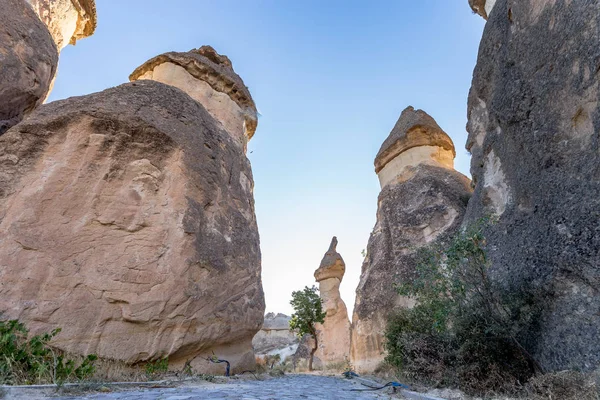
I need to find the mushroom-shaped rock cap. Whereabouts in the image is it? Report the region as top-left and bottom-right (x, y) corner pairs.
(71, 0), (97, 41)
(314, 237), (346, 282)
(129, 45), (258, 140)
(374, 106), (456, 173)
(468, 0), (496, 20)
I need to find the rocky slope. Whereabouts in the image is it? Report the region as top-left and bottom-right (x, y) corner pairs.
(252, 313), (298, 360)
(0, 48), (265, 374)
(465, 0), (600, 372)
(351, 107), (472, 373)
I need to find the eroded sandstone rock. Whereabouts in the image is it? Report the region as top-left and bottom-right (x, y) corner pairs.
(375, 107), (456, 189)
(130, 46), (258, 151)
(0, 0), (58, 134)
(0, 78), (265, 373)
(25, 0), (96, 50)
(468, 0), (497, 19)
(351, 108), (471, 373)
(464, 0), (600, 372)
(313, 237), (351, 365)
(252, 313), (299, 360)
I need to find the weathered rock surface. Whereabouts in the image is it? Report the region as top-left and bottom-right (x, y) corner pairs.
(0, 0), (58, 134)
(314, 237), (351, 365)
(252, 313), (298, 360)
(468, 0), (497, 19)
(375, 107), (456, 189)
(0, 78), (265, 373)
(25, 0), (96, 50)
(130, 46), (258, 150)
(351, 107), (472, 373)
(464, 0), (600, 372)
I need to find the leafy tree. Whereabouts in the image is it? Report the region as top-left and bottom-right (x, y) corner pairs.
(289, 286), (326, 371)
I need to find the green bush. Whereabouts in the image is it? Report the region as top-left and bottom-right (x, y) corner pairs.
(384, 218), (542, 395)
(0, 320), (97, 385)
(144, 357), (168, 379)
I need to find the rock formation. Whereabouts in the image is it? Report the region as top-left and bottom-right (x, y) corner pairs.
(130, 46), (257, 152)
(468, 0), (496, 19)
(0, 0), (58, 134)
(313, 237), (351, 365)
(0, 47), (265, 374)
(252, 313), (299, 360)
(0, 0), (96, 135)
(351, 107), (472, 373)
(25, 0), (97, 50)
(465, 0), (600, 372)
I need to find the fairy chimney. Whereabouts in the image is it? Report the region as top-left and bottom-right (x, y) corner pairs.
(130, 46), (258, 151)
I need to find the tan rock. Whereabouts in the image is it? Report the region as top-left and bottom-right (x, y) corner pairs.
(25, 0), (96, 50)
(468, 0), (496, 20)
(351, 108), (471, 373)
(0, 0), (58, 134)
(374, 106), (456, 188)
(0, 74), (265, 374)
(130, 46), (258, 151)
(314, 237), (351, 365)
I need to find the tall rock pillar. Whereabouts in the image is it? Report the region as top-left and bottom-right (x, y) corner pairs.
(0, 46), (265, 374)
(465, 0), (600, 372)
(313, 237), (351, 365)
(350, 107), (472, 373)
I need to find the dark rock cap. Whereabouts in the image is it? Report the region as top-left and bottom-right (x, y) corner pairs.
(129, 45), (258, 139)
(314, 237), (346, 282)
(374, 106), (456, 173)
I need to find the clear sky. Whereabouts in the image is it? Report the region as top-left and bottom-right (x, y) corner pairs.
(49, 1), (485, 316)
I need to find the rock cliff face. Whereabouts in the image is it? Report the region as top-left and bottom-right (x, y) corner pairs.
(0, 48), (265, 374)
(313, 237), (351, 365)
(252, 313), (298, 360)
(465, 0), (600, 372)
(0, 0), (58, 134)
(351, 107), (472, 373)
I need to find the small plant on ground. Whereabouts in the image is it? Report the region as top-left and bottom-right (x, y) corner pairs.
(384, 217), (544, 395)
(0, 319), (97, 385)
(144, 357), (168, 379)
(289, 286), (326, 371)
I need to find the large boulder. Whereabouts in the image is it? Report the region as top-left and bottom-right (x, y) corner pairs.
(0, 78), (265, 373)
(313, 237), (351, 365)
(0, 0), (58, 134)
(464, 0), (600, 372)
(350, 107), (472, 373)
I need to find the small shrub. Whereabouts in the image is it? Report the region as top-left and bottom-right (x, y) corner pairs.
(144, 357), (168, 379)
(384, 218), (542, 395)
(0, 319), (97, 385)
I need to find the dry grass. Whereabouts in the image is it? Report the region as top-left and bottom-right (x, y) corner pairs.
(524, 370), (599, 400)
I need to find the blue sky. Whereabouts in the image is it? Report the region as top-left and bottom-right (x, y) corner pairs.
(50, 1), (485, 315)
